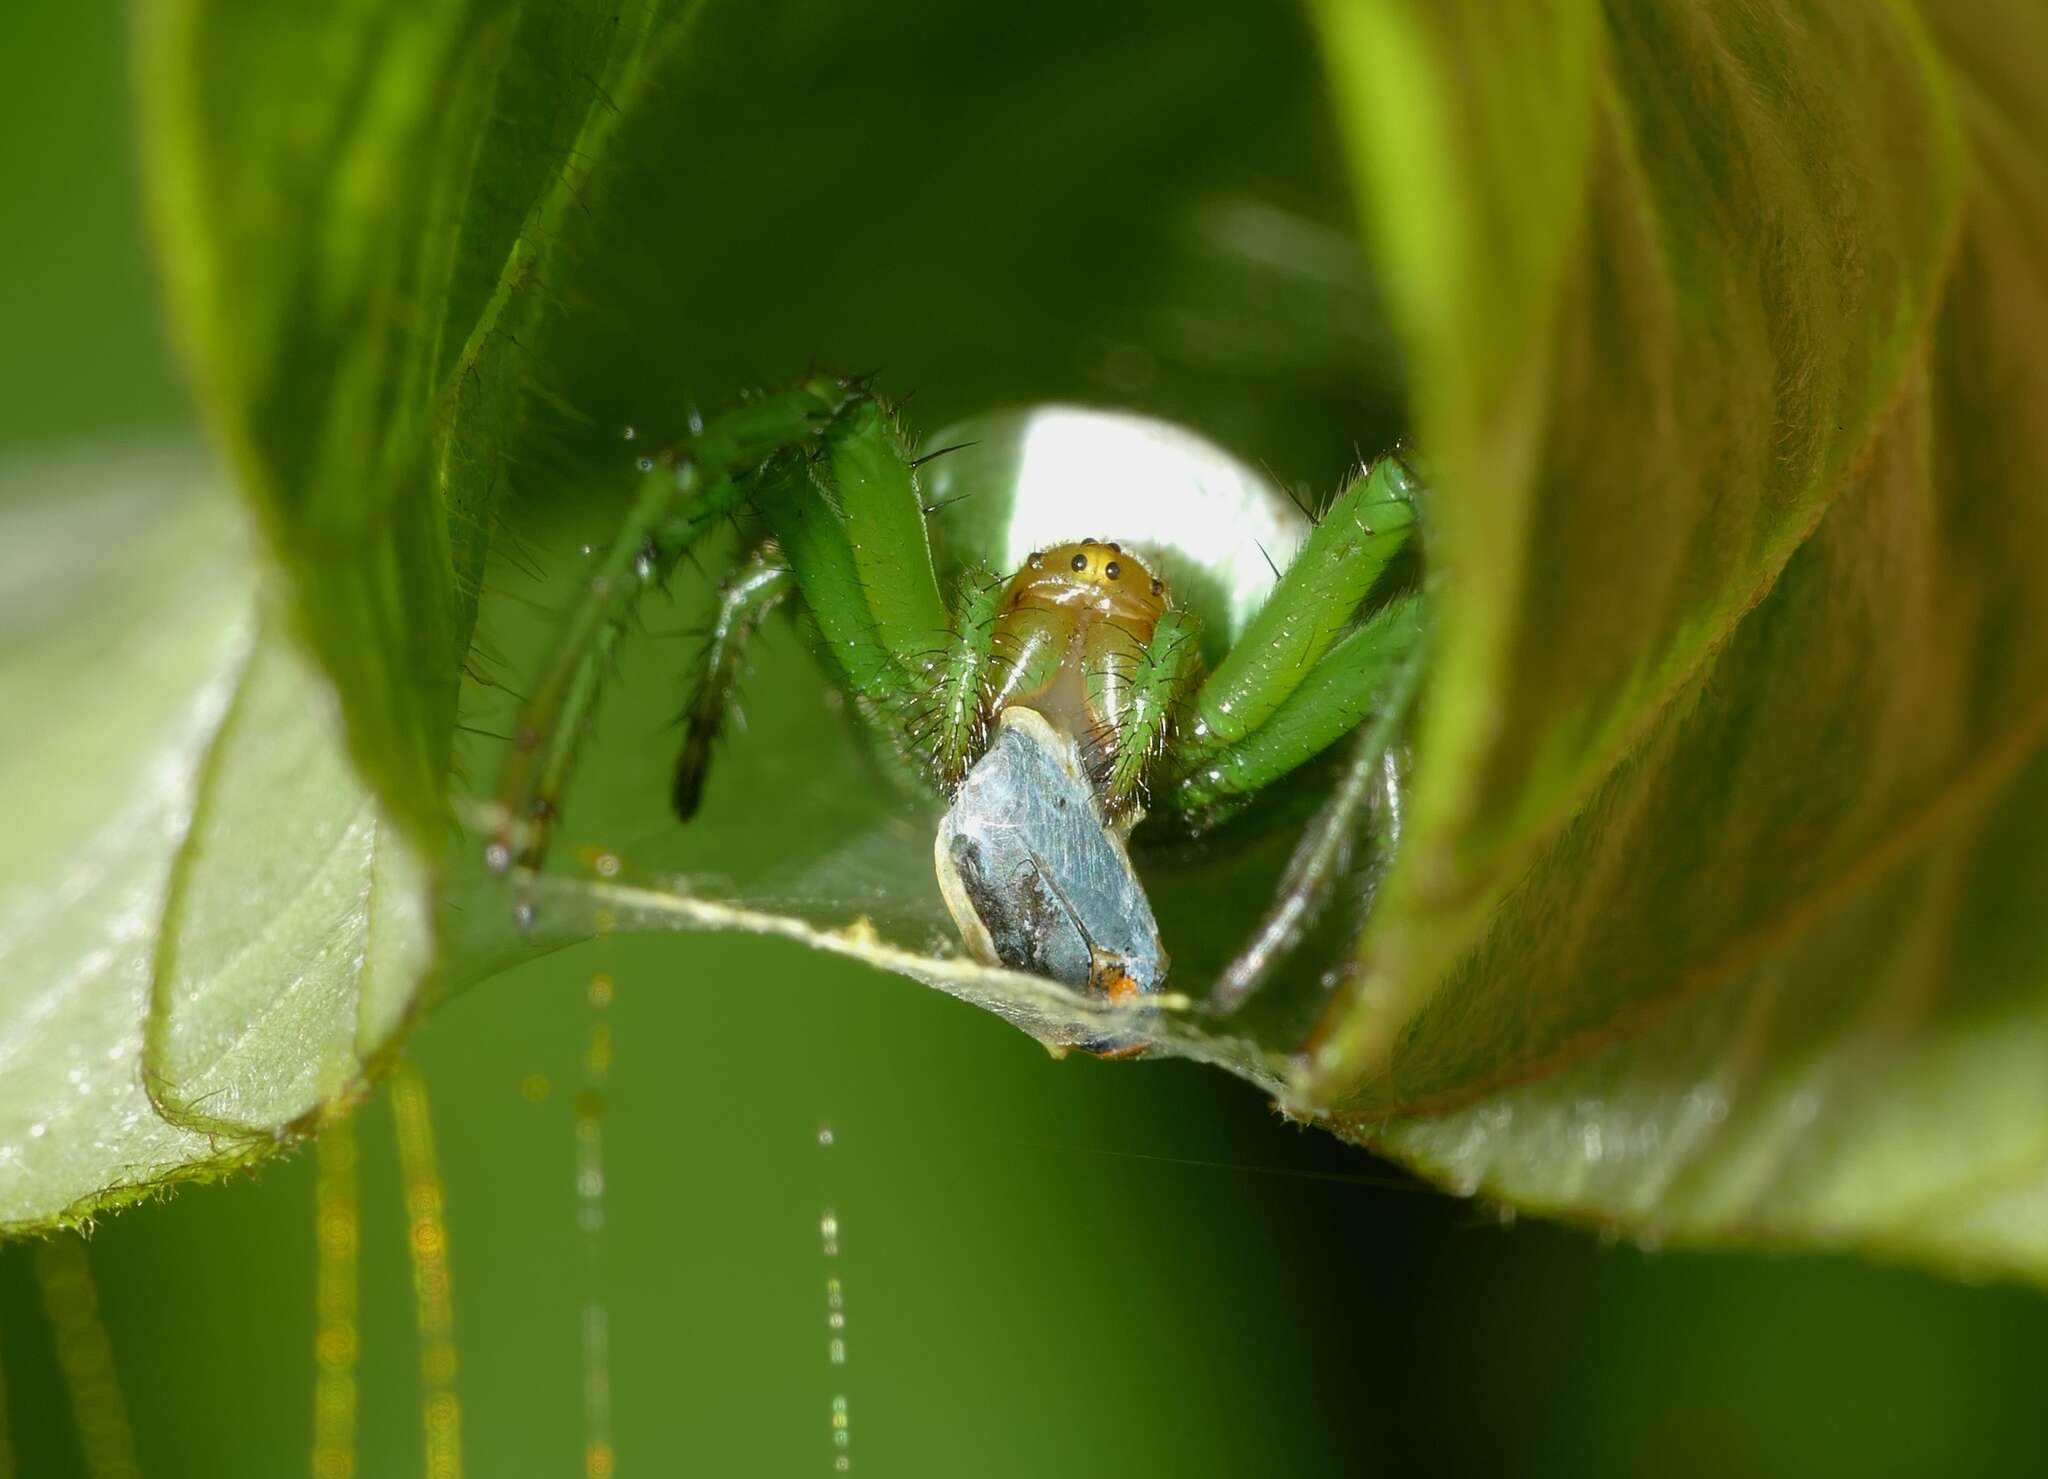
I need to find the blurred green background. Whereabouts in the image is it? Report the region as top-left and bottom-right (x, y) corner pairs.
(5, 6), (2048, 1477)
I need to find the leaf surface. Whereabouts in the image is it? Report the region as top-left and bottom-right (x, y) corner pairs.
(1305, 0), (2048, 1279)
(0, 451), (428, 1230)
(136, 0), (670, 845)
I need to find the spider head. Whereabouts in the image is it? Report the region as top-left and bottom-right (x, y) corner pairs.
(1004, 539), (1168, 627)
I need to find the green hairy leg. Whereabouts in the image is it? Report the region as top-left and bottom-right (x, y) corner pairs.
(1102, 606), (1203, 814)
(749, 397), (961, 749)
(825, 396), (953, 667)
(1208, 648), (1422, 1012)
(1169, 594), (1424, 820)
(924, 568), (999, 789)
(1187, 453), (1418, 750)
(489, 380), (852, 874)
(671, 543), (795, 822)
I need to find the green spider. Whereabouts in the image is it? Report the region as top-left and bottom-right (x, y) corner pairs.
(486, 374), (1423, 1026)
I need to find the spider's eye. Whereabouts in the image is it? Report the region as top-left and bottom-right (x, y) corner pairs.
(1150, 578), (1163, 596)
(1071, 553), (1089, 572)
(1104, 561), (1121, 580)
(1029, 551), (1045, 570)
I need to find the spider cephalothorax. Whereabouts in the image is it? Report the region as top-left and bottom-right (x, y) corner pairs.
(486, 376), (1423, 1026)
(985, 538), (1174, 813)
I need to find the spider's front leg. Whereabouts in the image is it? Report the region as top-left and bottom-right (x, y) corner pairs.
(1158, 453), (1427, 1010)
(1171, 452), (1420, 811)
(746, 394), (998, 787)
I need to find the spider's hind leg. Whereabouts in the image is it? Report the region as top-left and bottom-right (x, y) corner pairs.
(672, 540), (795, 822)
(488, 379), (850, 883)
(1208, 712), (1413, 1015)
